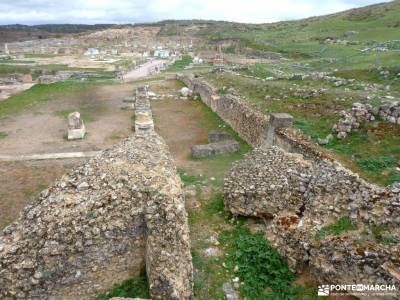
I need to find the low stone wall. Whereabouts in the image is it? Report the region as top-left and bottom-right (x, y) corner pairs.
(224, 146), (400, 298)
(177, 74), (339, 161)
(0, 87), (193, 300)
(177, 74), (270, 146)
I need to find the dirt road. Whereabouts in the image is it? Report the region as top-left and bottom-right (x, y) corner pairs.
(123, 59), (166, 81)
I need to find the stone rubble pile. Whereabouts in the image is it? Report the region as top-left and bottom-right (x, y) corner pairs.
(332, 102), (375, 139)
(379, 101), (400, 124)
(0, 86), (193, 300)
(333, 101), (400, 139)
(37, 72), (72, 84)
(180, 87), (193, 98)
(224, 146), (400, 298)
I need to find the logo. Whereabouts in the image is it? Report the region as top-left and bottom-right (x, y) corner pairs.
(318, 285), (330, 296)
(317, 284), (398, 297)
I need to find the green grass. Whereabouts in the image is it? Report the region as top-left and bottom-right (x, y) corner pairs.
(0, 131), (8, 139)
(178, 169), (206, 186)
(0, 80), (109, 119)
(316, 216), (357, 240)
(220, 226), (316, 300)
(0, 64), (31, 76)
(54, 103), (106, 123)
(96, 273), (149, 300)
(203, 71), (399, 185)
(357, 156), (396, 173)
(388, 171), (400, 184)
(166, 55), (193, 71)
(24, 53), (60, 58)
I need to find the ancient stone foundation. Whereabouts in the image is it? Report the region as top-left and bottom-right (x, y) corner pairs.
(224, 146), (400, 299)
(0, 86), (193, 300)
(176, 74), (399, 299)
(191, 130), (240, 158)
(178, 74), (270, 146)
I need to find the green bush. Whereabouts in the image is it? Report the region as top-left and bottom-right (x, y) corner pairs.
(316, 216), (357, 240)
(221, 226), (315, 299)
(97, 274), (149, 300)
(357, 156), (396, 173)
(388, 171), (400, 184)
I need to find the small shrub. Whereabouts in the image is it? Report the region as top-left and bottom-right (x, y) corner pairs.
(380, 235), (398, 245)
(371, 224), (398, 245)
(316, 216), (357, 240)
(221, 226), (316, 299)
(97, 273), (149, 300)
(388, 171), (400, 184)
(357, 156), (396, 173)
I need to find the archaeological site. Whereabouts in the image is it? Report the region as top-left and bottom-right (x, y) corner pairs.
(0, 1), (399, 299)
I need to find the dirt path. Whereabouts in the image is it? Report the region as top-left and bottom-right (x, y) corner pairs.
(123, 59), (165, 81)
(0, 151), (100, 161)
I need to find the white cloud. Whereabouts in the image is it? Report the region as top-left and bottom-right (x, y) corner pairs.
(0, 0), (391, 25)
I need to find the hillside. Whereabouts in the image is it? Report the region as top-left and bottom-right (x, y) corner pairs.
(0, 24), (117, 43)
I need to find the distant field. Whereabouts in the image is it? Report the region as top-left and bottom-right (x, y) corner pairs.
(0, 79), (112, 119)
(166, 55), (193, 71)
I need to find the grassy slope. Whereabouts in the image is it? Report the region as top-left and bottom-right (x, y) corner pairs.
(202, 1), (400, 185)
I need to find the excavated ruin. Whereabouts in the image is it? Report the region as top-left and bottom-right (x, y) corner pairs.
(224, 146), (400, 298)
(0, 87), (193, 300)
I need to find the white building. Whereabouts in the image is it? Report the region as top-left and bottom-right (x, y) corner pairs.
(84, 48), (100, 56)
(154, 49), (170, 58)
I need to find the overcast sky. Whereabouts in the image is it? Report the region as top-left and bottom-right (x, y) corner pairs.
(0, 0), (391, 25)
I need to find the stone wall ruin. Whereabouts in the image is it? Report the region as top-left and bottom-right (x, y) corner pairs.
(177, 73), (399, 299)
(0, 86), (193, 300)
(224, 146), (400, 299)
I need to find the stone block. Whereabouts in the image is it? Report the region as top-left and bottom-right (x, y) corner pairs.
(208, 130), (233, 143)
(191, 140), (240, 158)
(191, 144), (213, 158)
(68, 127), (86, 140)
(269, 113), (293, 129)
(212, 140), (240, 155)
(67, 112), (86, 140)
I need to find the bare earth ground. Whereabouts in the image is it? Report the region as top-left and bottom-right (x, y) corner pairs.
(0, 84), (134, 155)
(19, 55), (117, 70)
(0, 82), (135, 229)
(152, 99), (208, 168)
(0, 160), (77, 229)
(0, 79), (180, 230)
(0, 83), (36, 101)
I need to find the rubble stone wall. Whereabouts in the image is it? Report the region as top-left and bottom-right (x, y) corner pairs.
(0, 87), (193, 300)
(177, 74), (269, 146)
(175, 76), (400, 298)
(224, 146), (400, 298)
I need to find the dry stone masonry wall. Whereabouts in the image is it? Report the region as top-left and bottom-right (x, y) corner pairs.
(224, 146), (400, 298)
(177, 74), (399, 298)
(177, 74), (270, 146)
(0, 86), (193, 300)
